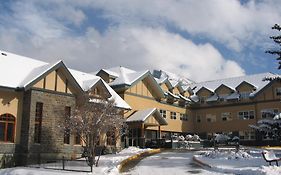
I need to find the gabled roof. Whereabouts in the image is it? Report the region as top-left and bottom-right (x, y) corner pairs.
(160, 78), (173, 89)
(126, 108), (168, 125)
(0, 50), (82, 92)
(98, 66), (165, 98)
(214, 84), (235, 93)
(236, 81), (256, 91)
(70, 69), (131, 110)
(0, 50), (47, 89)
(0, 50), (131, 110)
(190, 72), (277, 97)
(196, 86), (213, 95)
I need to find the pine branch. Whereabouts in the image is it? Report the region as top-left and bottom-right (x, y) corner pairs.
(272, 24), (281, 31)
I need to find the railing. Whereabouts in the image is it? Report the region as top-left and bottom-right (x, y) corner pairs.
(29, 156), (92, 172)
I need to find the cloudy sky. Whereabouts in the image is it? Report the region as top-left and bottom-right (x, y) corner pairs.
(0, 0), (280, 82)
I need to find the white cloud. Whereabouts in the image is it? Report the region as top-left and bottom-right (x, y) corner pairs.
(84, 0), (281, 52)
(0, 22), (245, 81)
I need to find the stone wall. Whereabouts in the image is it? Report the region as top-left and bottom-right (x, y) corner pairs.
(18, 89), (81, 165)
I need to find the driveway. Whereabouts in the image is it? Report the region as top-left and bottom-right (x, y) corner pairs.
(123, 150), (227, 175)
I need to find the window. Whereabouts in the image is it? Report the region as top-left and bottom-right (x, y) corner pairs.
(74, 133), (81, 145)
(238, 110), (255, 120)
(240, 92), (251, 99)
(64, 106), (71, 144)
(221, 112), (232, 121)
(206, 114), (216, 122)
(159, 109), (167, 118)
(239, 130), (255, 140)
(276, 87), (281, 96)
(170, 112), (176, 120)
(196, 115), (201, 123)
(34, 102), (43, 143)
(261, 109), (279, 119)
(0, 114), (15, 142)
(180, 114), (188, 121)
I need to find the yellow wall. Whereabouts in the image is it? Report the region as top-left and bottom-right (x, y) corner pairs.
(215, 85), (232, 95)
(173, 87), (180, 95)
(32, 69), (75, 94)
(197, 88), (212, 97)
(237, 82), (254, 92)
(124, 79), (194, 133)
(160, 83), (169, 92)
(128, 79), (154, 98)
(0, 90), (23, 144)
(192, 81), (281, 135)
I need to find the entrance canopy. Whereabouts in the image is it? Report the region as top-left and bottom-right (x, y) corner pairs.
(126, 108), (168, 126)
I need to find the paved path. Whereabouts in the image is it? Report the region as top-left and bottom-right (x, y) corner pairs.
(123, 151), (225, 175)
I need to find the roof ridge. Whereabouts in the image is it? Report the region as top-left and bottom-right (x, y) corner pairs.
(192, 72), (274, 84)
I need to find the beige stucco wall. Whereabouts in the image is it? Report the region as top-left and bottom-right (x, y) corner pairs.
(0, 90), (23, 144)
(215, 85), (232, 95)
(32, 69), (75, 94)
(124, 79), (193, 133)
(193, 81), (281, 135)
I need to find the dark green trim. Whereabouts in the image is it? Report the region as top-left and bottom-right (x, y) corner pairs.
(31, 87), (76, 97)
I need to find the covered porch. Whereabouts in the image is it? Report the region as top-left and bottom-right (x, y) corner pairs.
(126, 108), (168, 148)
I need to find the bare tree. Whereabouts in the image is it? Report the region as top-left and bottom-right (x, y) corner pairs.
(63, 89), (127, 172)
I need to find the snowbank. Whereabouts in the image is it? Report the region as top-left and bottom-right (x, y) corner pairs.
(204, 150), (252, 160)
(194, 149), (281, 175)
(0, 147), (151, 175)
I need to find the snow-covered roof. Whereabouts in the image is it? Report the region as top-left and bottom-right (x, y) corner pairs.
(226, 92), (240, 100)
(69, 69), (131, 110)
(0, 50), (130, 110)
(206, 94), (219, 102)
(101, 66), (148, 86)
(190, 72), (277, 97)
(126, 108), (168, 125)
(166, 91), (180, 99)
(178, 94), (191, 102)
(98, 66), (165, 98)
(0, 50), (48, 88)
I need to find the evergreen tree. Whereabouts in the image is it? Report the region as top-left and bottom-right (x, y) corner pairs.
(266, 24), (281, 70)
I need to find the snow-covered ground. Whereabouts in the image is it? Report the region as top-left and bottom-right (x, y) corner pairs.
(2, 147), (281, 175)
(194, 148), (281, 175)
(126, 151), (226, 175)
(0, 147), (151, 175)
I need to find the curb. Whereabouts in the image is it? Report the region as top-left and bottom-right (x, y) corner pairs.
(118, 148), (162, 172)
(192, 155), (212, 168)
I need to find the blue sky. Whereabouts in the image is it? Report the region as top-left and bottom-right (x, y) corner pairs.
(0, 0), (280, 82)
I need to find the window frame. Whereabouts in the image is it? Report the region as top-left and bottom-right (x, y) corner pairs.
(159, 109), (167, 118)
(64, 106), (71, 144)
(170, 112), (177, 120)
(0, 113), (16, 143)
(34, 102), (43, 144)
(238, 110), (255, 120)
